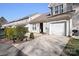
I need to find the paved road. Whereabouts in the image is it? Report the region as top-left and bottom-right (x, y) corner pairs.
(13, 34), (70, 56)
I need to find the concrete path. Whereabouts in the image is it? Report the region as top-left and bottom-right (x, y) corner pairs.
(13, 34), (70, 56)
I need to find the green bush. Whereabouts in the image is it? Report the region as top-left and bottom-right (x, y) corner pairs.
(29, 32), (34, 39)
(4, 26), (28, 42)
(4, 27), (15, 40)
(15, 26), (28, 41)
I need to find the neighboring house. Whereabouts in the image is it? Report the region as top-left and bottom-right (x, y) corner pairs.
(2, 16), (29, 28)
(28, 3), (79, 36)
(2, 13), (38, 28)
(0, 16), (7, 29)
(0, 17), (7, 39)
(0, 17), (7, 25)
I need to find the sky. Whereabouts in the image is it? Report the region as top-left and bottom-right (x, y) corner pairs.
(0, 3), (49, 22)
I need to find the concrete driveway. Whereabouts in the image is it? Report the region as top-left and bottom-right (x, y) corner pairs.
(0, 43), (26, 56)
(13, 34), (70, 56)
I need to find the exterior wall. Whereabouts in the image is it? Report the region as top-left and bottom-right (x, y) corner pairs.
(48, 3), (73, 16)
(28, 23), (40, 33)
(72, 7), (79, 28)
(43, 23), (50, 34)
(28, 19), (72, 36)
(71, 7), (79, 36)
(66, 3), (73, 12)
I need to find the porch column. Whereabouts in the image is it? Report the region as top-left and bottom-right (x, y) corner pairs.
(68, 19), (70, 36)
(68, 19), (72, 37)
(64, 22), (67, 36)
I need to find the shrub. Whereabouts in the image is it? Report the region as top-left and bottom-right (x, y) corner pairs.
(4, 26), (28, 42)
(16, 26), (28, 41)
(4, 27), (14, 40)
(29, 32), (34, 39)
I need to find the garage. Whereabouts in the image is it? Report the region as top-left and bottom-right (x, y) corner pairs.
(50, 22), (66, 36)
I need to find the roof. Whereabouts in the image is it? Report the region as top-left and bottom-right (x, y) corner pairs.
(7, 13), (37, 24)
(29, 10), (75, 24)
(48, 3), (63, 8)
(8, 16), (29, 24)
(2, 13), (38, 27)
(0, 17), (8, 25)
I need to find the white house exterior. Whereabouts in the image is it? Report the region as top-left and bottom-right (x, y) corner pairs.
(2, 16), (29, 28)
(2, 3), (79, 36)
(28, 3), (79, 36)
(2, 14), (40, 28)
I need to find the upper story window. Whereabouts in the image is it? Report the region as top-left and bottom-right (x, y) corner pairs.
(50, 7), (53, 15)
(60, 4), (63, 13)
(55, 6), (58, 14)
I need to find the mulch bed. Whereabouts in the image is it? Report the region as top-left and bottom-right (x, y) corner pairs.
(0, 38), (28, 44)
(0, 39), (13, 44)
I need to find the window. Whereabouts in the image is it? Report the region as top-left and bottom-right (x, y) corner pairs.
(32, 24), (36, 30)
(55, 6), (58, 14)
(34, 24), (36, 30)
(50, 7), (53, 15)
(60, 4), (63, 13)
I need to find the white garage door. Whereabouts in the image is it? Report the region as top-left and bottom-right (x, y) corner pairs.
(50, 23), (65, 36)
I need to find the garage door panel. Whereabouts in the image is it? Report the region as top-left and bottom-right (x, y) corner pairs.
(50, 23), (65, 36)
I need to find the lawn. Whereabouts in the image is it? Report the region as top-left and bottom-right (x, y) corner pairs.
(62, 37), (79, 56)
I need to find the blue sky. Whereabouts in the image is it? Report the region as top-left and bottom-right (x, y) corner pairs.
(0, 3), (49, 22)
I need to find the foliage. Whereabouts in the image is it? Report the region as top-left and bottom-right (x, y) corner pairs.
(15, 26), (28, 41)
(62, 38), (79, 56)
(4, 28), (16, 39)
(29, 32), (34, 39)
(4, 26), (28, 41)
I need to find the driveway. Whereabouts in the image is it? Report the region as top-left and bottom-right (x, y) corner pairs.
(0, 43), (26, 56)
(13, 34), (70, 56)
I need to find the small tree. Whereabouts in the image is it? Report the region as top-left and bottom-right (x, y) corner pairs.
(4, 27), (17, 43)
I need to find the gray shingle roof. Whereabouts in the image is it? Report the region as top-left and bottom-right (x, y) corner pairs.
(29, 10), (75, 24)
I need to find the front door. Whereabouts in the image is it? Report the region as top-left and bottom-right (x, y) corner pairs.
(40, 23), (43, 33)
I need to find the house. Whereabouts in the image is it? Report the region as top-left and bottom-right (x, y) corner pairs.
(0, 16), (7, 29)
(0, 17), (7, 25)
(2, 13), (39, 28)
(2, 3), (79, 36)
(2, 16), (29, 28)
(0, 17), (7, 38)
(28, 3), (79, 36)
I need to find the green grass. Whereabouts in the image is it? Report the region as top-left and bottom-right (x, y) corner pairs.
(62, 37), (79, 56)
